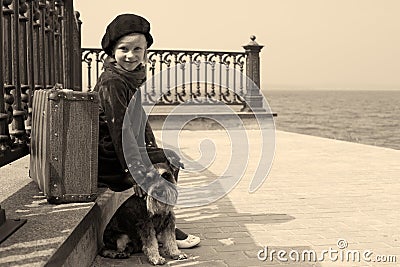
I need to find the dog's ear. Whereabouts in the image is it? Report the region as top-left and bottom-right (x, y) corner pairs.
(163, 149), (185, 169)
(160, 168), (173, 180)
(159, 164), (177, 184)
(167, 156), (184, 169)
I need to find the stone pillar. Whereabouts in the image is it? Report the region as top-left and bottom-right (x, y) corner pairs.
(242, 35), (265, 112)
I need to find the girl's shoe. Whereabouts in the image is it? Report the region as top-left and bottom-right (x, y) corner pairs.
(176, 234), (201, 249)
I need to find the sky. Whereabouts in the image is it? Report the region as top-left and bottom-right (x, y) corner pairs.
(75, 0), (400, 90)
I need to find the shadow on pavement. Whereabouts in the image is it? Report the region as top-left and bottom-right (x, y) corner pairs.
(93, 157), (322, 266)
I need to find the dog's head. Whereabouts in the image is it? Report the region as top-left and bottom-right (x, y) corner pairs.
(146, 162), (178, 216)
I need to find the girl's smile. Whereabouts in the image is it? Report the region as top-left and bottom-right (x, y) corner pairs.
(113, 33), (147, 71)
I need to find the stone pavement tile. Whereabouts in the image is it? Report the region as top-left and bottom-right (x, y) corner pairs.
(178, 247), (269, 266)
(244, 231), (283, 246)
(198, 251), (256, 267)
(222, 257), (264, 267)
(307, 239), (349, 247)
(219, 226), (248, 233)
(383, 239), (400, 248)
(245, 223), (272, 232)
(350, 236), (392, 245)
(92, 250), (224, 266)
(271, 222), (310, 231)
(177, 223), (225, 234)
(189, 221), (240, 228)
(214, 243), (261, 252)
(232, 236), (261, 245)
(168, 259), (228, 266)
(203, 232), (251, 240)
(214, 221), (242, 227)
(194, 227), (223, 234)
(91, 255), (143, 266)
(318, 231), (369, 240)
(210, 215), (245, 222)
(180, 246), (218, 259)
(222, 214), (255, 222)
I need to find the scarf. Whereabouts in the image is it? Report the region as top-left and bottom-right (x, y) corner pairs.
(103, 56), (147, 89)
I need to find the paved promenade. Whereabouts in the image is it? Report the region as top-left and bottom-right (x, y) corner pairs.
(92, 130), (400, 267)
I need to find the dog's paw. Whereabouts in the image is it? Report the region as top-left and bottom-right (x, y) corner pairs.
(149, 255), (166, 265)
(99, 248), (130, 259)
(171, 252), (187, 260)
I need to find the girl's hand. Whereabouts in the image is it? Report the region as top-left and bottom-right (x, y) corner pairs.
(132, 184), (146, 198)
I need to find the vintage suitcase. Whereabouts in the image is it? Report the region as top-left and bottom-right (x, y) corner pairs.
(30, 89), (99, 204)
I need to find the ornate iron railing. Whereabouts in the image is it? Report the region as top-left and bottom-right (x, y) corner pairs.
(82, 49), (247, 105)
(82, 37), (264, 107)
(0, 0), (81, 167)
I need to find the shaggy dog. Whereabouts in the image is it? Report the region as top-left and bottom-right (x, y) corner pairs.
(100, 162), (187, 265)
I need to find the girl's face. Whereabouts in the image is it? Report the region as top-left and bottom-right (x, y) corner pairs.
(113, 33), (147, 71)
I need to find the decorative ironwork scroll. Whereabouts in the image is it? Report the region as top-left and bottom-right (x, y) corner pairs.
(81, 48), (247, 106)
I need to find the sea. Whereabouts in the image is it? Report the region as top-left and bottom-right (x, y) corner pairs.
(262, 90), (400, 150)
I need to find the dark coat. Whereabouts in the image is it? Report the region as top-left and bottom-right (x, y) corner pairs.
(93, 60), (157, 191)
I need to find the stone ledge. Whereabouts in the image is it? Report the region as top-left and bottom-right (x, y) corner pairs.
(0, 156), (134, 267)
(143, 104), (276, 130)
(148, 112), (276, 130)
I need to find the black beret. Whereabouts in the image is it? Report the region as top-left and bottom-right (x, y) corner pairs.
(101, 14), (154, 56)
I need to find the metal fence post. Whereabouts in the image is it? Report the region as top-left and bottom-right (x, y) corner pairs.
(0, 0), (8, 152)
(75, 10), (82, 90)
(242, 35), (265, 112)
(63, 0), (81, 90)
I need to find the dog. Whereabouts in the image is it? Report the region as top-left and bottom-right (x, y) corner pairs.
(100, 161), (187, 265)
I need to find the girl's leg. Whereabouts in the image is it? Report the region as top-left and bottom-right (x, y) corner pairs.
(175, 228), (188, 240)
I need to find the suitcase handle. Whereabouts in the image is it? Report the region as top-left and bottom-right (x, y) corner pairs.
(48, 89), (98, 102)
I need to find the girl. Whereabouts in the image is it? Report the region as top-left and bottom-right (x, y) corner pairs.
(94, 13), (200, 249)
